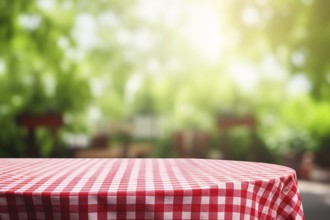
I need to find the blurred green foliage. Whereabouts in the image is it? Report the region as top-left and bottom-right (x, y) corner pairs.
(0, 0), (91, 156)
(0, 0), (330, 162)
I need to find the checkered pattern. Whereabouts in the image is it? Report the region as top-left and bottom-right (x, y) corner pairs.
(0, 159), (304, 220)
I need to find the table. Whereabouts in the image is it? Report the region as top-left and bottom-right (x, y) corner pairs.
(0, 159), (304, 220)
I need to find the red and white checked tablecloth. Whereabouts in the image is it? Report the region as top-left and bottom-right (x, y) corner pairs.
(0, 159), (304, 220)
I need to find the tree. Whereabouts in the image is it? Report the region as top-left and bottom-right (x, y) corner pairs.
(0, 0), (91, 156)
(224, 0), (330, 99)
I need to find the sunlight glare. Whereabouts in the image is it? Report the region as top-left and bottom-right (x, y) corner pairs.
(167, 57), (181, 73)
(184, 6), (223, 63)
(260, 54), (288, 81)
(135, 0), (167, 22)
(0, 60), (5, 75)
(125, 73), (143, 103)
(287, 74), (311, 97)
(241, 6), (260, 26)
(136, 0), (224, 63)
(147, 58), (161, 77)
(37, 0), (55, 10)
(74, 14), (99, 49)
(133, 29), (154, 52)
(88, 106), (102, 123)
(230, 62), (259, 92)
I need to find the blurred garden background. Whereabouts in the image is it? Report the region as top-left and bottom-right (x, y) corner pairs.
(1, 0), (330, 178)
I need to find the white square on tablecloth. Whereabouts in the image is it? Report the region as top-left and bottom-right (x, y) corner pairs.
(32, 196), (42, 205)
(88, 196), (97, 204)
(53, 213), (61, 219)
(233, 182), (241, 189)
(18, 213), (27, 219)
(183, 196), (192, 204)
(107, 196), (117, 204)
(284, 203), (293, 214)
(233, 197), (241, 205)
(107, 212), (117, 220)
(200, 212), (209, 219)
(291, 194), (298, 204)
(51, 196), (60, 205)
(164, 196), (173, 204)
(15, 197), (24, 205)
(127, 196), (136, 204)
(127, 212), (135, 219)
(70, 213), (79, 220)
(0, 197), (7, 205)
(69, 196), (79, 205)
(36, 212), (44, 219)
(88, 213), (97, 219)
(218, 196), (225, 204)
(233, 213), (240, 219)
(0, 213), (10, 220)
(163, 212), (173, 220)
(218, 212), (225, 219)
(201, 196), (209, 204)
(145, 212), (154, 219)
(262, 206), (270, 216)
(246, 199), (252, 207)
(182, 212), (190, 219)
(146, 196), (155, 204)
(257, 187), (265, 197)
